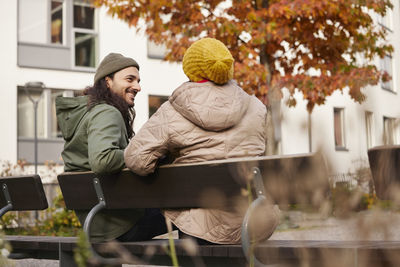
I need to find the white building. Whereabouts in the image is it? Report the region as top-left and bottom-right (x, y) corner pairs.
(280, 2), (400, 179)
(0, 0), (399, 181)
(0, 0), (186, 166)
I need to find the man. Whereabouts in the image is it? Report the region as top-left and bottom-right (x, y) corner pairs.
(56, 53), (154, 242)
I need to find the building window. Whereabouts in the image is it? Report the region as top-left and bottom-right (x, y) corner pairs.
(147, 40), (167, 59)
(18, 0), (98, 71)
(73, 0), (98, 68)
(381, 55), (394, 92)
(334, 108), (346, 150)
(18, 87), (73, 139)
(73, 2), (95, 29)
(51, 0), (64, 44)
(383, 116), (398, 145)
(378, 9), (393, 31)
(18, 0), (67, 45)
(365, 112), (374, 149)
(17, 87), (74, 163)
(148, 95), (169, 118)
(18, 89), (46, 138)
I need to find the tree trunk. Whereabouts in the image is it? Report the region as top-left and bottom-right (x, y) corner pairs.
(265, 105), (276, 155)
(259, 0), (276, 156)
(260, 42), (279, 156)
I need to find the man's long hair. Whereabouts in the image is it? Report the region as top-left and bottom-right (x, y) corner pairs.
(83, 74), (135, 139)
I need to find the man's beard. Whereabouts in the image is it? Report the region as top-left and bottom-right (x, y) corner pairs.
(108, 89), (136, 121)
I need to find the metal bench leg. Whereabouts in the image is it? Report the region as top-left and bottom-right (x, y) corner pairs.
(83, 178), (122, 266)
(59, 244), (77, 267)
(0, 184), (13, 218)
(241, 167), (281, 267)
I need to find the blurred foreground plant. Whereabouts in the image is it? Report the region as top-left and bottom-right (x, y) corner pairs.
(165, 217), (179, 267)
(0, 191), (81, 236)
(0, 232), (12, 266)
(74, 230), (92, 267)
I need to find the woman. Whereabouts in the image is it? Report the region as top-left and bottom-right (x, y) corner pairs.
(124, 38), (280, 244)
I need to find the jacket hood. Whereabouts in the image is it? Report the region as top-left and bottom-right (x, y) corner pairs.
(169, 81), (250, 131)
(55, 96), (88, 141)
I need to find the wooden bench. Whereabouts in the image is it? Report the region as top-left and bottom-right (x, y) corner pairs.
(3, 153), (337, 266)
(5, 151), (400, 266)
(5, 237), (400, 267)
(0, 174), (48, 218)
(368, 145), (400, 200)
(5, 153), (400, 266)
(55, 152), (330, 266)
(0, 174), (49, 259)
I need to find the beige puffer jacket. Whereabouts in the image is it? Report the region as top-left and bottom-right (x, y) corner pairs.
(124, 80), (280, 244)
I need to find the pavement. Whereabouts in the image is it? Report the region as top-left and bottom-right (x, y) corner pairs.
(8, 209), (400, 266)
(270, 209), (400, 241)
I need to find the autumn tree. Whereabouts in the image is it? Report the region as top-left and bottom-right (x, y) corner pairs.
(93, 0), (393, 154)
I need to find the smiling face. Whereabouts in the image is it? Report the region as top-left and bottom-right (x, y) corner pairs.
(105, 66), (141, 107)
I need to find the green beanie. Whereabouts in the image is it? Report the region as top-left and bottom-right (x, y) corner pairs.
(94, 53), (140, 84)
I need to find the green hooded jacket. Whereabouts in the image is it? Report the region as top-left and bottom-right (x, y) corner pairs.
(56, 95), (143, 242)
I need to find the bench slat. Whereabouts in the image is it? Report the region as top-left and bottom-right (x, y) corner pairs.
(0, 175), (48, 211)
(6, 236), (400, 265)
(58, 163), (245, 210)
(58, 153), (329, 210)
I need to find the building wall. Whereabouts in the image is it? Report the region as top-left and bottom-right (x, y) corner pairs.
(0, 0), (18, 162)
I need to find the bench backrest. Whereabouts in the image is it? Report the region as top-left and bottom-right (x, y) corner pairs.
(0, 175), (48, 211)
(58, 153), (329, 210)
(368, 145), (400, 200)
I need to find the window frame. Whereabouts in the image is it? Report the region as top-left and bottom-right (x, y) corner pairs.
(383, 116), (398, 145)
(365, 111), (374, 149)
(333, 107), (347, 151)
(17, 0), (98, 71)
(17, 86), (74, 140)
(381, 54), (395, 93)
(71, 0), (99, 70)
(50, 0), (66, 45)
(147, 39), (167, 60)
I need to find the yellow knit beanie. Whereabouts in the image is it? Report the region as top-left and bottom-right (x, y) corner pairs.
(182, 38), (234, 85)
